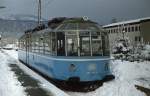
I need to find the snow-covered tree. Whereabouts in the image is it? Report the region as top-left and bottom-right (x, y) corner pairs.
(112, 37), (132, 60)
(141, 45), (150, 61)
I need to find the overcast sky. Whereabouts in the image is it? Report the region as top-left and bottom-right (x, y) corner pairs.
(0, 0), (150, 24)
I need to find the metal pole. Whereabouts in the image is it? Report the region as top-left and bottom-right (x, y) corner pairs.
(77, 23), (80, 56)
(0, 6), (6, 49)
(90, 32), (93, 56)
(38, 0), (42, 25)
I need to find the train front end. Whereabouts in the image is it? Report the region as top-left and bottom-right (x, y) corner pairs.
(52, 18), (114, 91)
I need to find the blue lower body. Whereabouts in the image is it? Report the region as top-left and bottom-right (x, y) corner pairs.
(18, 50), (112, 82)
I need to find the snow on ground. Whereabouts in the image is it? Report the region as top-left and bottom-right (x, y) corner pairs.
(67, 60), (150, 96)
(0, 51), (26, 96)
(16, 58), (69, 96)
(4, 50), (18, 59)
(3, 49), (69, 96)
(3, 49), (150, 96)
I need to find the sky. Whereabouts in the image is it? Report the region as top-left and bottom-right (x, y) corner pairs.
(0, 0), (150, 24)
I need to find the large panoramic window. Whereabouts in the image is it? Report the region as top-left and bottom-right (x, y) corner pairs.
(64, 31), (109, 56)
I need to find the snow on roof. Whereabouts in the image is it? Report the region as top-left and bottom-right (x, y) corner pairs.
(103, 17), (150, 28)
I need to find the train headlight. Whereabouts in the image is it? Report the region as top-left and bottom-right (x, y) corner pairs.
(88, 64), (96, 72)
(69, 64), (76, 72)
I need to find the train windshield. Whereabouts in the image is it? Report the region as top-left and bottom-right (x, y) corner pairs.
(64, 31), (109, 56)
(55, 19), (110, 56)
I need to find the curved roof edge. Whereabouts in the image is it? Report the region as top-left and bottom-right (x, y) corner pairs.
(103, 17), (150, 28)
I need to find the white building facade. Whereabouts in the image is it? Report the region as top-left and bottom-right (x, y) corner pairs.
(103, 17), (150, 52)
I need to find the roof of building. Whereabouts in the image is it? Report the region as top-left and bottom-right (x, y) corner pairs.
(103, 17), (150, 28)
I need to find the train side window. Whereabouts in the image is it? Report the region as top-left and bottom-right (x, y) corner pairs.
(35, 35), (40, 53)
(31, 35), (36, 53)
(57, 32), (65, 56)
(39, 35), (44, 54)
(23, 40), (26, 50)
(51, 32), (57, 56)
(101, 34), (110, 56)
(44, 34), (51, 55)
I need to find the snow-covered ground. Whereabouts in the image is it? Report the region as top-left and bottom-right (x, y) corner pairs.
(2, 49), (150, 96)
(67, 60), (150, 96)
(3, 49), (69, 96)
(0, 51), (26, 96)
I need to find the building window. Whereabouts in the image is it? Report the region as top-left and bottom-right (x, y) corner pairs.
(135, 26), (138, 32)
(131, 26), (134, 32)
(125, 27), (127, 32)
(114, 28), (116, 33)
(116, 29), (118, 33)
(108, 29), (110, 34)
(109, 29), (111, 33)
(135, 36), (141, 42)
(111, 29), (113, 33)
(128, 27), (130, 32)
(113, 29), (115, 33)
(139, 26), (141, 31)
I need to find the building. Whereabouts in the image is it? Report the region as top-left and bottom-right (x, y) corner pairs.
(103, 17), (150, 51)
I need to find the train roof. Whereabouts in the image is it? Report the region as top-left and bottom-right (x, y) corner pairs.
(32, 28), (52, 34)
(23, 17), (104, 35)
(54, 18), (103, 32)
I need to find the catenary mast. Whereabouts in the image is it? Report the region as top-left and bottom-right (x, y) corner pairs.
(38, 0), (42, 25)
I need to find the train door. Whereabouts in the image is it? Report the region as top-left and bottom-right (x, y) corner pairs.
(57, 32), (65, 56)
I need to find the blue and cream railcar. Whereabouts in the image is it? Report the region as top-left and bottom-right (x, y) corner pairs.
(18, 18), (113, 90)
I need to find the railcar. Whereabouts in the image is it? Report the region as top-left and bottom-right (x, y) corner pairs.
(18, 18), (114, 91)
